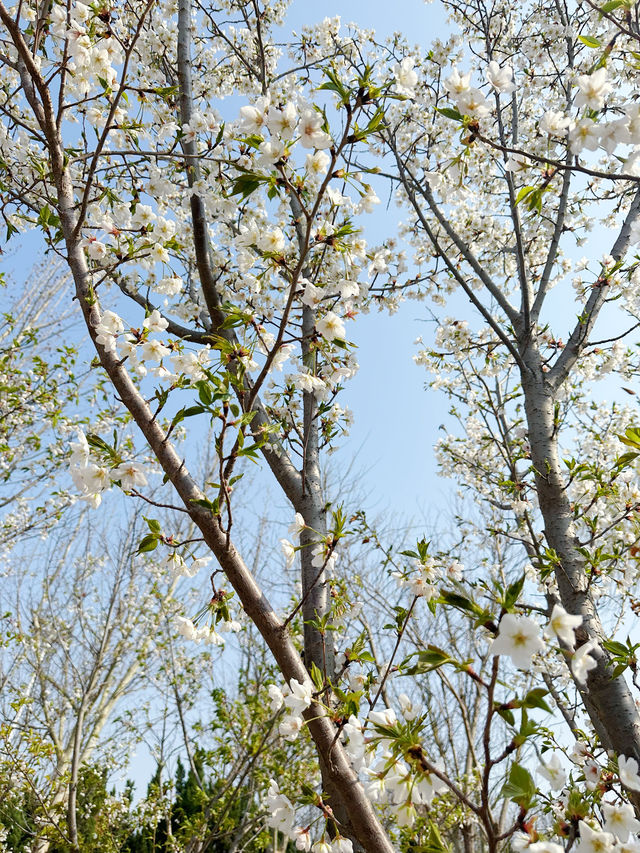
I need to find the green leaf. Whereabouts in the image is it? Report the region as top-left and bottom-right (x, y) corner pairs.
(439, 590), (488, 620)
(197, 383), (213, 407)
(503, 574), (525, 610)
(144, 517), (162, 535)
(497, 707), (516, 726)
(237, 442), (262, 460)
(354, 108), (386, 140)
(437, 106), (464, 122)
(230, 172), (267, 199)
(403, 645), (455, 675)
(603, 639), (630, 656)
(439, 590), (476, 612)
(37, 205), (53, 227)
(214, 122), (225, 147)
(153, 85), (179, 98)
(310, 662), (324, 691)
(172, 404), (206, 427)
(519, 707), (538, 738)
(600, 0), (625, 10)
(317, 68), (350, 104)
(618, 427), (640, 449)
(515, 186), (536, 205)
(136, 534), (158, 554)
(614, 451), (639, 470)
(522, 688), (552, 713)
(424, 823), (451, 853)
(5, 220), (19, 242)
(578, 35), (602, 47)
(500, 763), (536, 809)
(86, 433), (117, 460)
(191, 497), (220, 515)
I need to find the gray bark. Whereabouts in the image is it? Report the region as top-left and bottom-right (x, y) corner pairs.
(523, 366), (640, 777)
(517, 190), (640, 789)
(66, 704), (84, 851)
(297, 290), (333, 685)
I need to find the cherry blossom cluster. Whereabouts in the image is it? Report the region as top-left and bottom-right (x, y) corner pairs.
(265, 779), (353, 853)
(68, 429), (147, 508)
(489, 607), (600, 685)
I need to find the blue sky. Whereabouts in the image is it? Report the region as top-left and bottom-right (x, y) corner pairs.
(275, 1), (455, 523)
(285, 0), (446, 41)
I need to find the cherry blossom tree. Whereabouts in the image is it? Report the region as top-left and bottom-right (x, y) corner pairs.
(6, 0), (640, 852)
(378, 0), (640, 779)
(0, 260), (86, 544)
(0, 504), (180, 851)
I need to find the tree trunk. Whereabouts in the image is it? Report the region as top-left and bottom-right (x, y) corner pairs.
(523, 368), (640, 804)
(299, 304), (334, 684)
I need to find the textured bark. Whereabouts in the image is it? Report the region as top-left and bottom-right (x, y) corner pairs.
(63, 216), (394, 853)
(177, 2), (337, 702)
(518, 188), (640, 771)
(522, 366), (640, 801)
(391, 99), (640, 801)
(294, 209), (354, 843)
(176, 15), (346, 835)
(298, 302), (334, 684)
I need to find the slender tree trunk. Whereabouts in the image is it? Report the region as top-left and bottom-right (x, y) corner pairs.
(66, 704), (85, 851)
(299, 303), (334, 684)
(54, 151), (394, 853)
(461, 822), (475, 853)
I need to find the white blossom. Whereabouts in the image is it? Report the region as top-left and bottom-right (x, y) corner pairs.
(576, 821), (615, 853)
(489, 614), (545, 670)
(283, 679), (313, 715)
(486, 60), (515, 94)
(619, 756), (640, 792)
(537, 753), (566, 789)
(268, 684), (284, 713)
(111, 461), (147, 491)
(280, 538), (296, 567)
(393, 57), (419, 96)
(279, 715), (304, 741)
(316, 311), (346, 341)
(257, 228), (285, 254)
(288, 513), (306, 539)
(602, 803), (640, 841)
(571, 639), (598, 685)
(549, 604), (582, 650)
(299, 110), (332, 149)
(575, 68), (611, 111)
(143, 309), (169, 333)
(540, 110), (572, 137)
